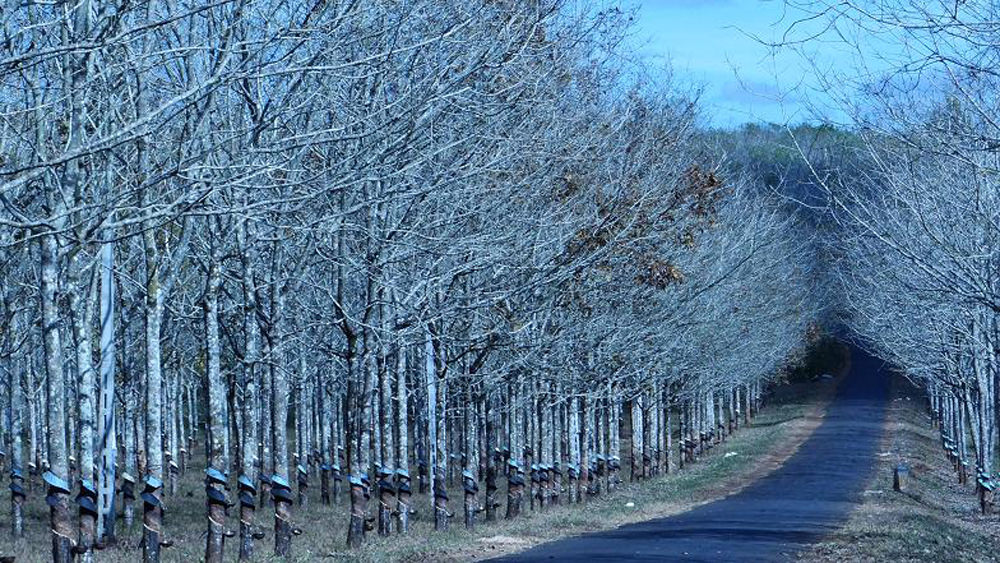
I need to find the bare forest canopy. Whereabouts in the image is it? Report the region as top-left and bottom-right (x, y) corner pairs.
(0, 0), (996, 561)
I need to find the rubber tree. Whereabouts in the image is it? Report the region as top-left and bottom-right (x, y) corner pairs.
(96, 236), (117, 545)
(237, 217), (262, 560)
(203, 223), (227, 563)
(270, 242), (294, 557)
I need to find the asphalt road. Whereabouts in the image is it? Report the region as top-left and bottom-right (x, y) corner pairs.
(494, 346), (889, 562)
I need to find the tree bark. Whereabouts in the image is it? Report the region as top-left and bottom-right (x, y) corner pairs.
(346, 352), (375, 548)
(141, 213), (166, 563)
(69, 249), (99, 561)
(568, 396), (580, 503)
(40, 231), (74, 562)
(427, 328), (449, 531)
(10, 365), (24, 538)
(609, 384), (621, 490)
(377, 337), (395, 536)
(506, 376), (524, 519)
(295, 356), (309, 509)
(320, 368), (332, 507)
(631, 394), (643, 482)
(582, 395), (594, 498)
(95, 237), (117, 546)
(270, 257), (293, 557)
(122, 386), (137, 531)
(204, 252), (227, 563)
(484, 391), (498, 520)
(238, 220), (260, 560)
(463, 384), (478, 530)
(395, 346), (411, 533)
(665, 392), (673, 474)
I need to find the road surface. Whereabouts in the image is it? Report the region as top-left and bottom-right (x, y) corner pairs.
(494, 346), (889, 562)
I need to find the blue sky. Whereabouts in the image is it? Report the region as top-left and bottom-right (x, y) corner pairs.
(618, 0), (855, 127)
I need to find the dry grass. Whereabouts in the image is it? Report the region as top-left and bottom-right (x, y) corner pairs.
(801, 377), (1000, 563)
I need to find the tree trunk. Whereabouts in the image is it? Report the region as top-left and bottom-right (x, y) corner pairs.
(96, 238), (117, 546)
(733, 387), (741, 432)
(395, 346), (411, 533)
(377, 339), (395, 536)
(427, 328), (449, 531)
(744, 384), (751, 426)
(142, 217), (165, 563)
(332, 390), (342, 504)
(26, 365), (37, 496)
(69, 249), (99, 562)
(40, 231), (73, 563)
(484, 391), (498, 521)
(609, 384), (621, 489)
(204, 253), (227, 563)
(177, 378), (187, 477)
(463, 384), (478, 530)
(295, 357), (309, 509)
(320, 367), (332, 507)
(597, 396), (607, 495)
(631, 394), (643, 482)
(719, 389), (729, 441)
(654, 384), (664, 475)
(506, 376), (524, 519)
(567, 396), (580, 503)
(582, 395), (594, 498)
(259, 335), (273, 504)
(271, 264), (293, 557)
(665, 393), (672, 474)
(122, 387), (137, 531)
(547, 383), (559, 506)
(346, 351), (375, 548)
(642, 391), (652, 478)
(167, 371), (180, 496)
(10, 365), (24, 538)
(238, 221), (260, 561)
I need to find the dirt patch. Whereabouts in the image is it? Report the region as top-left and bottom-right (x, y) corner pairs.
(477, 535), (530, 546)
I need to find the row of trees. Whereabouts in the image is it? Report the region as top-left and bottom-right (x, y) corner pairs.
(785, 0), (1000, 511)
(0, 1), (821, 561)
